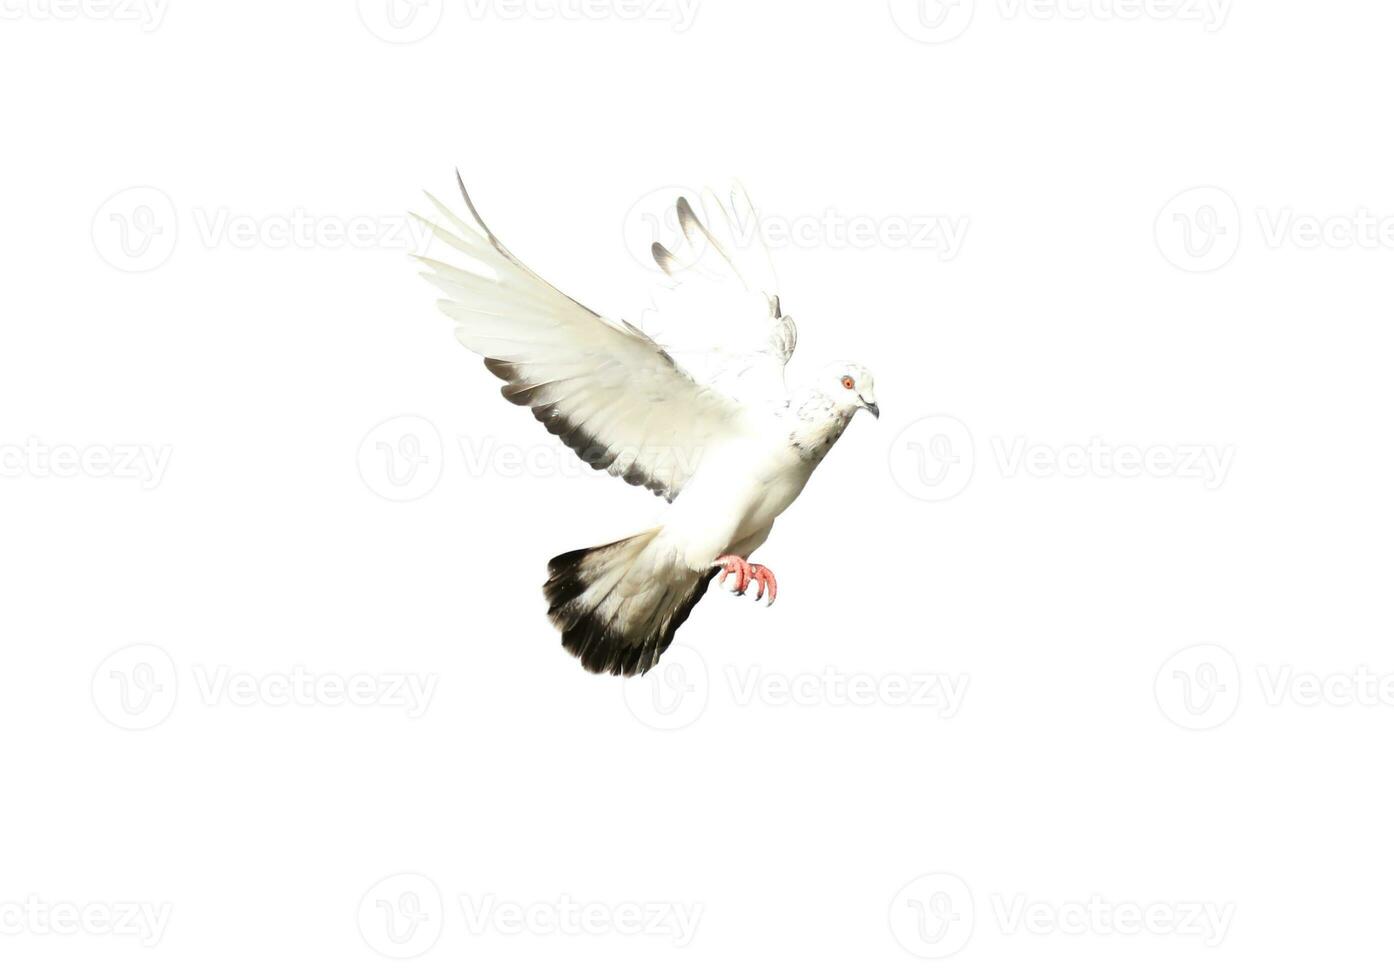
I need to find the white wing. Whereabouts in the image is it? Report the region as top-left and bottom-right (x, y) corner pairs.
(642, 184), (797, 407)
(415, 174), (743, 501)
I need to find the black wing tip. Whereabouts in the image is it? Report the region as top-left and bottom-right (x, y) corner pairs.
(482, 357), (517, 382)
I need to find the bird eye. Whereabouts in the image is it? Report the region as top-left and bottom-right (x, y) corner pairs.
(841, 376), (855, 390)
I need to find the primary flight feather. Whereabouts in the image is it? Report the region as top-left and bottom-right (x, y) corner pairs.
(416, 174), (879, 676)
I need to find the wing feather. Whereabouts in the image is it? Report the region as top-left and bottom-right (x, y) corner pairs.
(640, 183), (797, 406)
(418, 174), (741, 500)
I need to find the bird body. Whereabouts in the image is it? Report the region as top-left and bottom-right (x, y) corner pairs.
(662, 411), (813, 569)
(416, 176), (878, 675)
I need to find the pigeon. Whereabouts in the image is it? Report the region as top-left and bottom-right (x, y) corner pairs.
(415, 174), (879, 676)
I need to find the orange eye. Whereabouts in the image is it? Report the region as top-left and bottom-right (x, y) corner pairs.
(841, 376), (855, 390)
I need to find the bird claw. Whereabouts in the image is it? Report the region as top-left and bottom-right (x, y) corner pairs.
(712, 555), (777, 606)
(714, 555), (750, 594)
(750, 565), (778, 605)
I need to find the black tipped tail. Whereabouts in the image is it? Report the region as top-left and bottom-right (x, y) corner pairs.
(544, 531), (716, 677)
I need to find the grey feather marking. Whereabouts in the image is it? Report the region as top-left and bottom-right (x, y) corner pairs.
(652, 242), (678, 274)
(676, 195), (748, 292)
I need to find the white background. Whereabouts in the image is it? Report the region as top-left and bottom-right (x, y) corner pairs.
(2, 0), (1392, 976)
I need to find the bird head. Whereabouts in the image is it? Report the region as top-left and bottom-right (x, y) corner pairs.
(821, 363), (879, 419)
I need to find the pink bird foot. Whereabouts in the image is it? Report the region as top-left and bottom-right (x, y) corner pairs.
(712, 555), (778, 606)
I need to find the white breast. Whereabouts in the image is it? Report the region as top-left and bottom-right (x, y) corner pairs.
(658, 420), (822, 571)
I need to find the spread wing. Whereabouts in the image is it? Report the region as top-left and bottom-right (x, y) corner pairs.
(415, 174), (742, 501)
(642, 184), (797, 407)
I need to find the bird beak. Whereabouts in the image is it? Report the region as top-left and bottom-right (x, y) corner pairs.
(861, 398), (880, 419)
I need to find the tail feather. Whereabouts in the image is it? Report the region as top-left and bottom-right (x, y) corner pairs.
(544, 530), (716, 676)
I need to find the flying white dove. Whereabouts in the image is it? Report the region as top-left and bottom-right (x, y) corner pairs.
(415, 174), (879, 676)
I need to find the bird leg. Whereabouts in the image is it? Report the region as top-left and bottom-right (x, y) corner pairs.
(713, 555), (778, 606)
